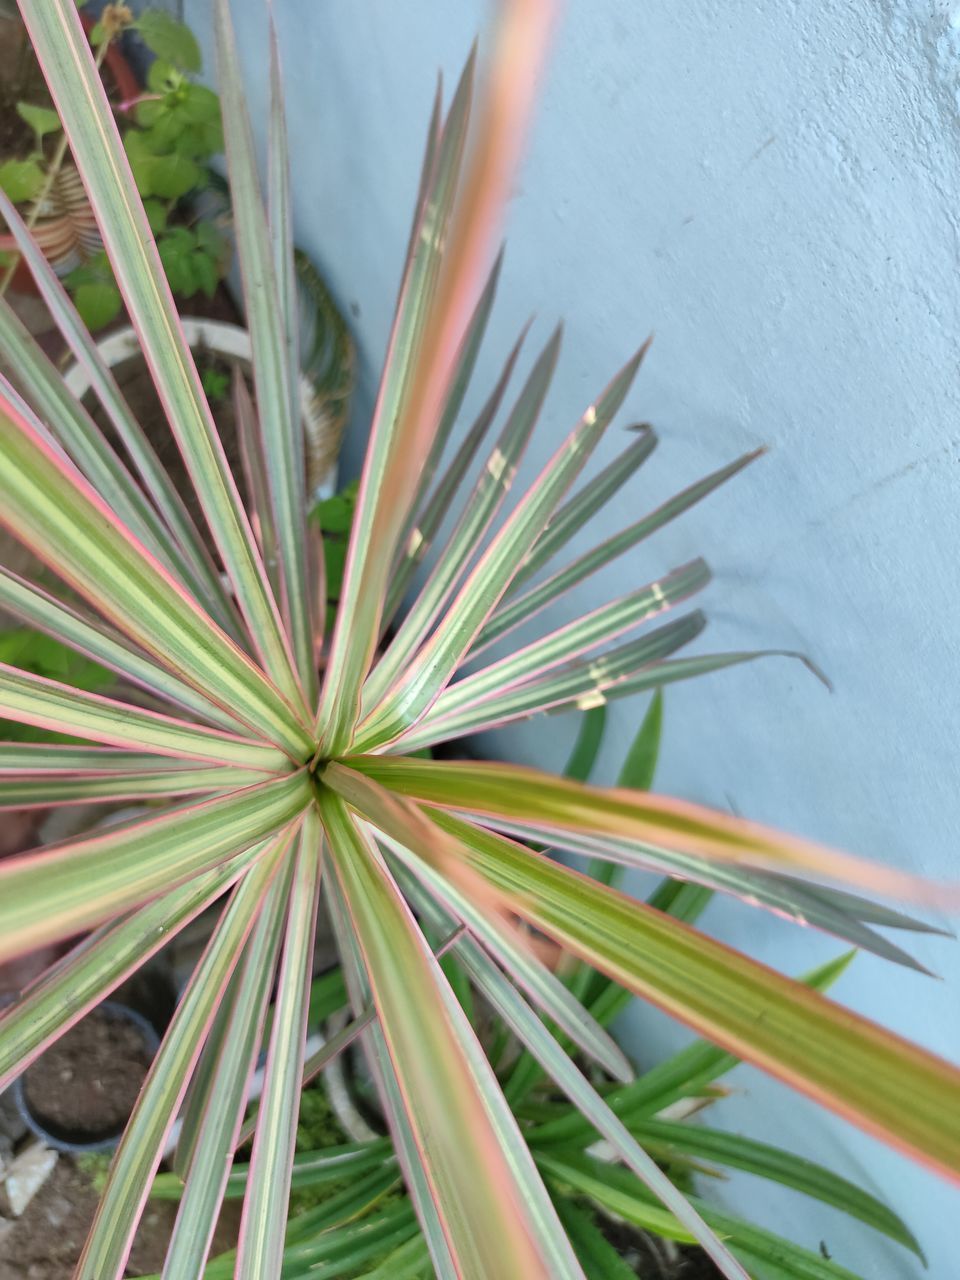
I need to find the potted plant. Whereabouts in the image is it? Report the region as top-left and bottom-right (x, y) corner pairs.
(0, 4), (229, 331)
(0, 2), (958, 1277)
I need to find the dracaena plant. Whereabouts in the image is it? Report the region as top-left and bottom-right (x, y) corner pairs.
(0, 2), (958, 1277)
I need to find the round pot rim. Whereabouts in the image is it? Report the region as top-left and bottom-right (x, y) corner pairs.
(12, 999), (161, 1154)
(63, 318), (336, 499)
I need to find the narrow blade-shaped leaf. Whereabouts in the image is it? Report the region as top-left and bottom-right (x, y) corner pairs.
(434, 813), (960, 1183)
(353, 755), (955, 903)
(627, 1117), (924, 1259)
(508, 419), (657, 595)
(383, 316), (529, 628)
(362, 325), (562, 712)
(0, 565), (246, 733)
(18, 0), (306, 709)
(318, 789), (584, 1278)
(75, 835), (293, 1280)
(0, 662), (285, 768)
(404, 877), (749, 1279)
(237, 812), (321, 1278)
(475, 448), (764, 656)
(0, 191), (236, 631)
(335, 777), (631, 1084)
(0, 399), (313, 757)
(0, 770), (311, 962)
(216, 0), (315, 701)
(164, 857), (293, 1279)
(0, 849), (261, 1092)
(315, 52), (477, 752)
(389, 612), (707, 752)
(0, 765), (267, 809)
(355, 347), (648, 750)
(427, 559), (710, 725)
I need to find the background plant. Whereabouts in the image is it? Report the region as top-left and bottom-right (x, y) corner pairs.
(0, 2), (958, 1278)
(0, 4), (226, 328)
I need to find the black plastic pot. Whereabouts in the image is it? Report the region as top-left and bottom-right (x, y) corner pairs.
(13, 1000), (160, 1154)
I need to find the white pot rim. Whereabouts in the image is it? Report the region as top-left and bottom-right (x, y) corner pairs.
(64, 319), (335, 500)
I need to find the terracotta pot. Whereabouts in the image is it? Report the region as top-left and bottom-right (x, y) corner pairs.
(0, 12), (141, 293)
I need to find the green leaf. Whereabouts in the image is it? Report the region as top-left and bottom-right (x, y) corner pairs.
(148, 151), (203, 200)
(16, 101), (62, 143)
(0, 158), (45, 203)
(75, 840), (290, 1279)
(617, 687), (663, 791)
(146, 57), (181, 95)
(562, 705), (607, 783)
(317, 789), (584, 1278)
(0, 849), (260, 1092)
(163, 864), (290, 1276)
(135, 11), (202, 72)
(627, 1118), (924, 1260)
(237, 815), (321, 1278)
(0, 771), (310, 963)
(434, 812), (960, 1183)
(21, 0), (309, 713)
(215, 0), (315, 702)
(72, 280), (121, 330)
(142, 197), (168, 233)
(0, 190), (237, 634)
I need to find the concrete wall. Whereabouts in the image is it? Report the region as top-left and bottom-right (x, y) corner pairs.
(185, 2), (960, 1273)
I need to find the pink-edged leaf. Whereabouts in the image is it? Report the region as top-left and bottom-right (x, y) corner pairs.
(17, 0), (307, 712)
(434, 811), (960, 1186)
(0, 770), (311, 963)
(75, 832), (296, 1280)
(163, 854), (294, 1279)
(348, 756), (953, 906)
(362, 325), (561, 713)
(318, 788), (584, 1278)
(0, 564), (247, 733)
(0, 395), (314, 758)
(315, 49), (479, 754)
(353, 344), (651, 752)
(0, 661), (286, 768)
(382, 311), (529, 629)
(236, 811), (321, 1278)
(0, 848), (261, 1094)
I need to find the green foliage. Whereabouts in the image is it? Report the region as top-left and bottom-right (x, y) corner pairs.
(0, 158), (44, 203)
(65, 251), (123, 331)
(312, 479), (360, 631)
(15, 101), (61, 145)
(1, 8), (224, 328)
(134, 11), (202, 73)
(200, 364), (230, 403)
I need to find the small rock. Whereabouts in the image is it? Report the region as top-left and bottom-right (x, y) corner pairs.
(0, 1142), (58, 1218)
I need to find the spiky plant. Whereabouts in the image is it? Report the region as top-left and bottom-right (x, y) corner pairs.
(0, 2), (958, 1277)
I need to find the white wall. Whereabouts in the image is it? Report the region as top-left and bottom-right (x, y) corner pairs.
(188, 2), (960, 1273)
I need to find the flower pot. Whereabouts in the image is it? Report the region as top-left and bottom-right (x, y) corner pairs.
(0, 11), (141, 292)
(63, 317), (340, 502)
(12, 1000), (160, 1153)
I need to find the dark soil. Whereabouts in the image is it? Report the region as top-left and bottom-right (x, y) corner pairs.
(0, 1157), (241, 1279)
(600, 1214), (724, 1277)
(23, 1008), (153, 1141)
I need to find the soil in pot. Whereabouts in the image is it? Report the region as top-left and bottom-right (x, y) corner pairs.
(22, 1006), (153, 1145)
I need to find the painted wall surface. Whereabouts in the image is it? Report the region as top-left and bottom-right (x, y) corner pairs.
(185, 2), (960, 1273)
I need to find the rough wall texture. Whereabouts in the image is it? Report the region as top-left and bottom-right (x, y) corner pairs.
(186, 2), (960, 1272)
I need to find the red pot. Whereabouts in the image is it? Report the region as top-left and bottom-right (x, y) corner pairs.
(0, 12), (142, 295)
